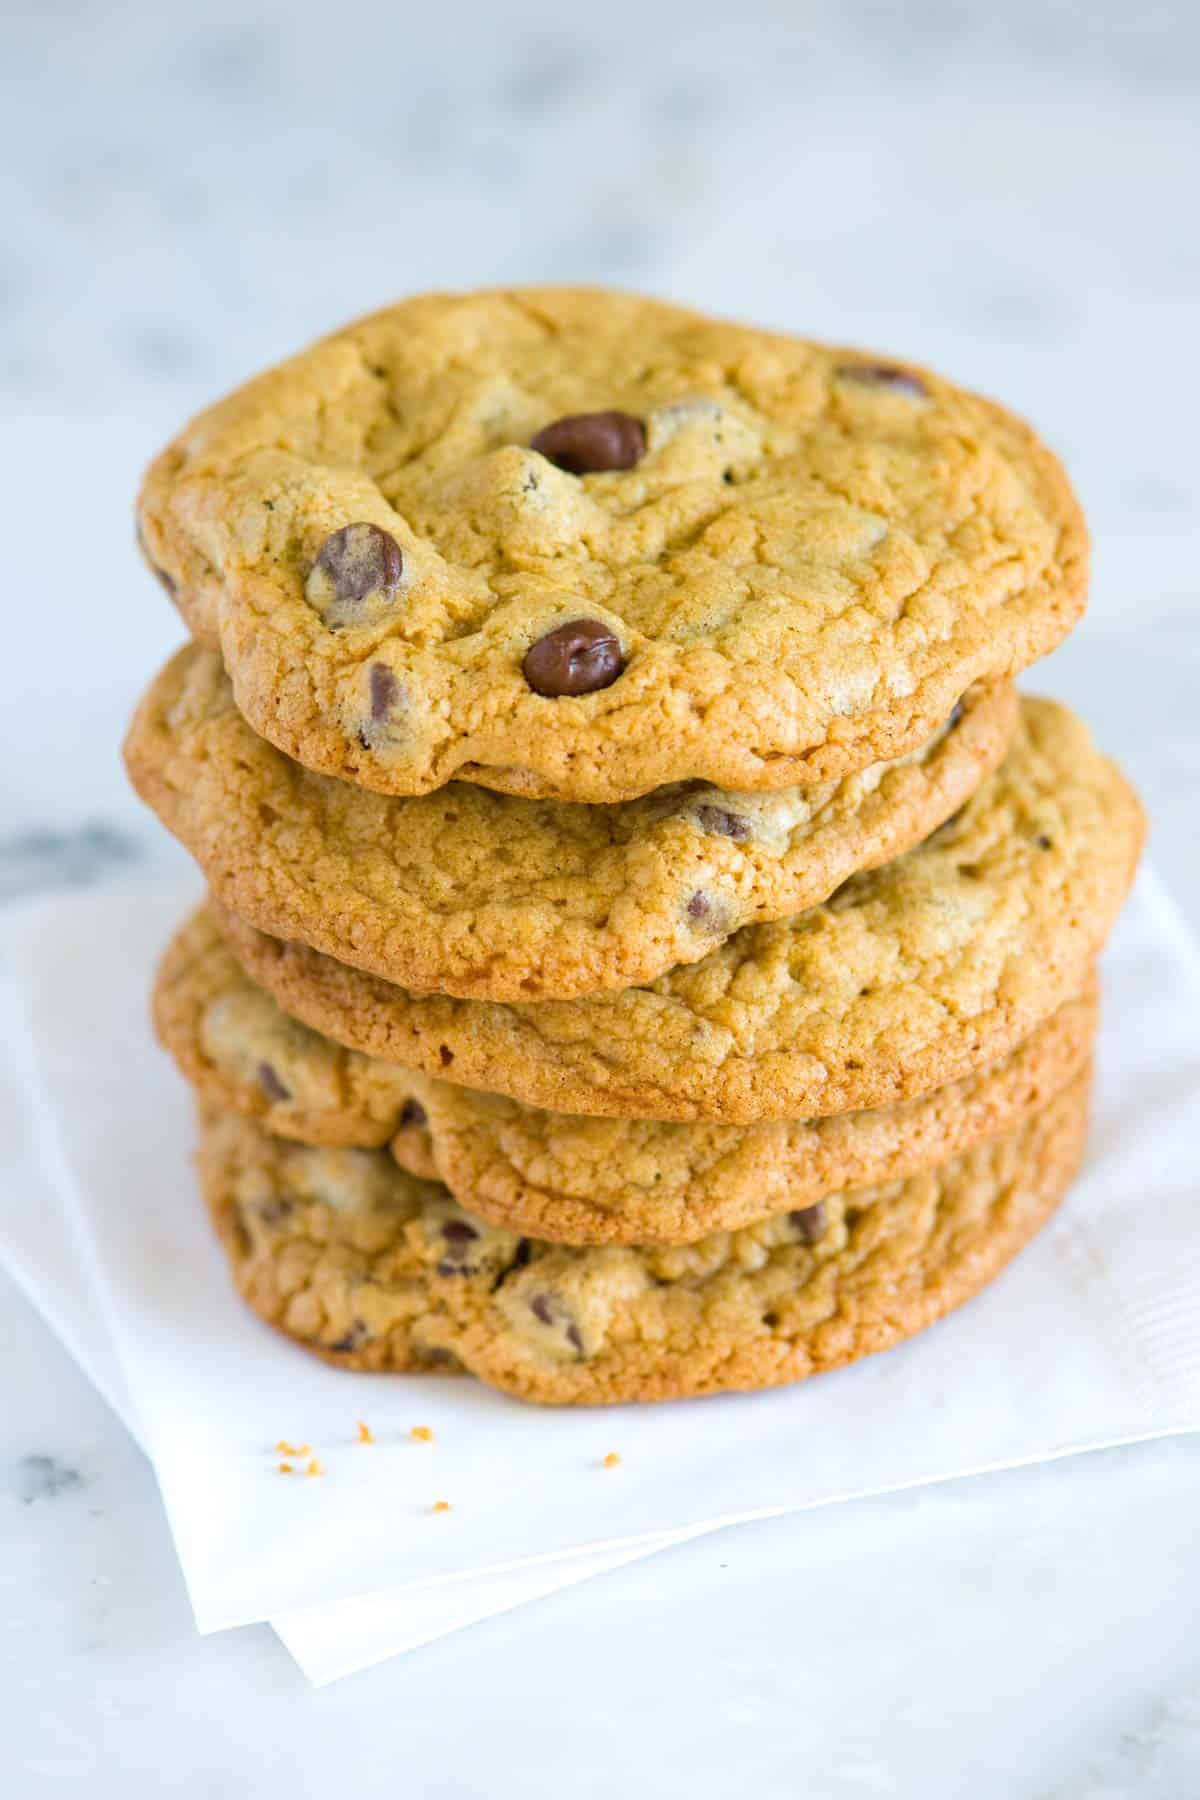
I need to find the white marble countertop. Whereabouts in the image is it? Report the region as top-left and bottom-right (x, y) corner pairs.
(3, 2), (1199, 1792)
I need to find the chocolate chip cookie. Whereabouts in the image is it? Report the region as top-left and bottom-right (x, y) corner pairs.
(160, 904), (1097, 1244)
(197, 1068), (1090, 1404)
(152, 905), (433, 1168)
(126, 644), (1014, 1001)
(137, 287), (1087, 803)
(215, 699), (1142, 1121)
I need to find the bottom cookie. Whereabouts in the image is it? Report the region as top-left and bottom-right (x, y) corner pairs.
(198, 1068), (1090, 1407)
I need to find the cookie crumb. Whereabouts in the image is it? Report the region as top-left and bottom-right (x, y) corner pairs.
(431, 1499), (452, 1514)
(305, 1458), (325, 1478)
(410, 1425), (435, 1443)
(602, 1452), (621, 1469)
(275, 1439), (311, 1457)
(356, 1421), (375, 1445)
(277, 1462), (294, 1475)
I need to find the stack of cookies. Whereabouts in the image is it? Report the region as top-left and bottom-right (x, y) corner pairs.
(125, 289), (1144, 1406)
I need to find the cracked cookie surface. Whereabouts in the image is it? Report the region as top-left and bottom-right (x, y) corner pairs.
(138, 286), (1087, 803)
(198, 1070), (1089, 1405)
(160, 906), (1097, 1244)
(127, 645), (1014, 1000)
(216, 699), (1142, 1122)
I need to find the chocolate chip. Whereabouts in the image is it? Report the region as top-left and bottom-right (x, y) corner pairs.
(763, 1311), (780, 1329)
(305, 522), (403, 621)
(530, 411), (645, 475)
(257, 1060), (291, 1103)
(523, 620), (624, 697)
(438, 1045), (454, 1068)
(369, 662), (399, 721)
(437, 1215), (483, 1275)
(1035, 833), (1053, 850)
(327, 1322), (368, 1353)
(685, 890), (732, 932)
(788, 1203), (826, 1244)
(837, 362), (928, 399)
(442, 1219), (479, 1246)
(529, 1291), (584, 1354)
(693, 804), (752, 841)
(947, 699), (965, 730)
(256, 1198), (293, 1225)
(398, 1097), (427, 1128)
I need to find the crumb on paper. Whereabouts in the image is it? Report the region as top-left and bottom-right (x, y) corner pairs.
(410, 1425), (435, 1443)
(431, 1500), (452, 1514)
(277, 1462), (294, 1475)
(275, 1440), (312, 1457)
(356, 1421), (375, 1445)
(305, 1458), (325, 1478)
(602, 1452), (621, 1469)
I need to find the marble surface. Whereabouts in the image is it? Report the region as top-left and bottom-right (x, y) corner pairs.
(2, 1), (1199, 1792)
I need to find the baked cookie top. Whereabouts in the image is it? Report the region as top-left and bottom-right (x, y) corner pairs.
(159, 906), (1096, 1244)
(127, 644), (1014, 1001)
(137, 287), (1087, 802)
(199, 1071), (1088, 1404)
(217, 699), (1142, 1122)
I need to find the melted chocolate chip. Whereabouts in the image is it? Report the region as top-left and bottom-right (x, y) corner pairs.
(837, 362), (928, 398)
(306, 522), (403, 619)
(762, 1311), (780, 1329)
(442, 1219), (479, 1246)
(437, 1215), (485, 1276)
(523, 620), (624, 697)
(686, 890), (733, 932)
(530, 410), (645, 475)
(256, 1198), (294, 1225)
(1035, 833), (1053, 851)
(788, 1203), (826, 1244)
(529, 1291), (584, 1353)
(398, 1097), (427, 1128)
(928, 807), (964, 845)
(257, 1060), (291, 1103)
(366, 662), (400, 734)
(327, 1321), (368, 1352)
(693, 804), (752, 841)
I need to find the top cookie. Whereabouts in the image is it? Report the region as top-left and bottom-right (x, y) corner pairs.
(138, 287), (1087, 802)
